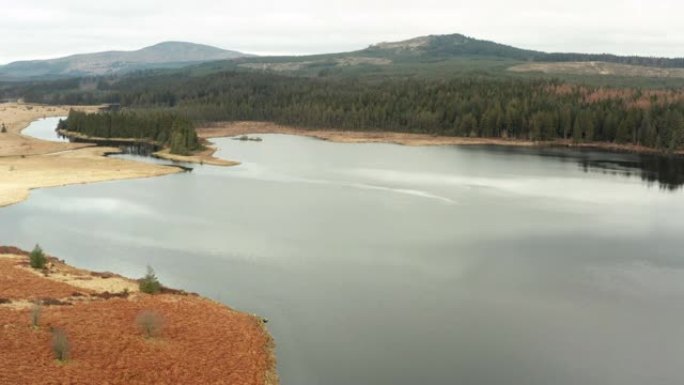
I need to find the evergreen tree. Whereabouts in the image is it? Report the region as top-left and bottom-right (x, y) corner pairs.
(13, 71), (684, 153)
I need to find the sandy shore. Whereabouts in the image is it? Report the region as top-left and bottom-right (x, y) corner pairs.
(154, 146), (239, 166)
(199, 121), (683, 156)
(0, 103), (98, 156)
(1, 107), (275, 383)
(4, 104), (674, 208)
(0, 246), (277, 385)
(0, 103), (181, 207)
(58, 129), (240, 166)
(198, 121), (538, 147)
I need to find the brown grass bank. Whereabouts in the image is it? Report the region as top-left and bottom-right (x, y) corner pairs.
(0, 248), (278, 385)
(0, 103), (182, 207)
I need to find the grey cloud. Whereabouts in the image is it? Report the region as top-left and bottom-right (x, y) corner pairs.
(1, 0), (682, 63)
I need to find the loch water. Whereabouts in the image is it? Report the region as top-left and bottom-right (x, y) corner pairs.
(7, 118), (684, 385)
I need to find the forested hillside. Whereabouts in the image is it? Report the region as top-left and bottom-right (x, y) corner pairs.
(50, 71), (684, 152)
(4, 32), (682, 154)
(362, 34), (684, 68)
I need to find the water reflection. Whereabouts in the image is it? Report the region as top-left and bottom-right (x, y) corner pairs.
(580, 155), (684, 191)
(22, 116), (161, 157)
(4, 132), (684, 385)
(22, 118), (684, 191)
(68, 137), (161, 156)
(461, 145), (684, 191)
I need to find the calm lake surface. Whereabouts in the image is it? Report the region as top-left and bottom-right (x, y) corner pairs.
(6, 119), (684, 385)
(20, 116), (69, 142)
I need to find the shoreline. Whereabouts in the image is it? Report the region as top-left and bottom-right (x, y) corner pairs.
(0, 146), (182, 208)
(58, 129), (240, 166)
(1, 105), (276, 383)
(4, 106), (678, 209)
(0, 103), (182, 207)
(153, 145), (240, 167)
(0, 246), (277, 384)
(198, 121), (684, 157)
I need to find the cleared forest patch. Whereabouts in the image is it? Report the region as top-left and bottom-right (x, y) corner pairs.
(509, 61), (684, 78)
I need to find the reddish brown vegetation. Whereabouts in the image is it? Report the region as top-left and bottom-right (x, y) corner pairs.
(0, 296), (274, 385)
(547, 84), (684, 110)
(0, 258), (89, 300)
(0, 246), (29, 256)
(0, 251), (277, 385)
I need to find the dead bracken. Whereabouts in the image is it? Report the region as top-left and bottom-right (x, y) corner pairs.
(0, 247), (277, 385)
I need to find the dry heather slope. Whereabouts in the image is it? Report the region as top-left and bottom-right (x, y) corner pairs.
(0, 103), (181, 207)
(0, 247), (278, 385)
(508, 61), (684, 78)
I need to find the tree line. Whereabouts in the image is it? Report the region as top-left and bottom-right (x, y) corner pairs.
(60, 110), (201, 155)
(10, 70), (684, 152)
(121, 73), (684, 151)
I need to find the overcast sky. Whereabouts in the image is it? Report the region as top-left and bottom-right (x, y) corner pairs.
(1, 0), (682, 64)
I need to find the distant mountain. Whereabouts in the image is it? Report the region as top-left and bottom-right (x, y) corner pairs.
(218, 33), (683, 80)
(361, 34), (684, 67)
(0, 42), (253, 80)
(216, 34), (544, 76)
(2, 34), (682, 83)
(361, 33), (541, 60)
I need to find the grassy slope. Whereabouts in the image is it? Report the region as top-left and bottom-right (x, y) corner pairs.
(177, 34), (684, 88)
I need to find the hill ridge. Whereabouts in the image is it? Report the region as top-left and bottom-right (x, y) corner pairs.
(0, 41), (253, 80)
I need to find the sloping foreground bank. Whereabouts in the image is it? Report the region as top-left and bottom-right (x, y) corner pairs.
(0, 246), (278, 385)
